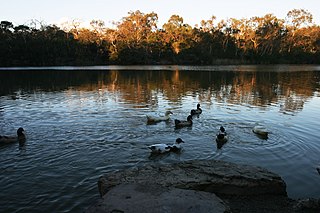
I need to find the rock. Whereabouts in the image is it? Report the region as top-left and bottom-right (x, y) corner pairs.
(86, 160), (298, 213)
(220, 194), (295, 213)
(103, 160), (287, 196)
(294, 198), (320, 211)
(97, 176), (106, 198)
(86, 183), (229, 213)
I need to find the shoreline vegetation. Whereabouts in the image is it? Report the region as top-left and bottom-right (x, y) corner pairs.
(1, 9), (319, 67)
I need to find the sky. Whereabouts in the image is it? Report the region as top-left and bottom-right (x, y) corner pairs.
(1, 0), (319, 28)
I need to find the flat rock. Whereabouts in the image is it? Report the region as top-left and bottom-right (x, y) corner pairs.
(86, 183), (228, 213)
(103, 160), (287, 196)
(86, 160), (320, 213)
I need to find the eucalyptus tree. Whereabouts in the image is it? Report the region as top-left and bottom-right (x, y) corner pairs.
(104, 28), (119, 61)
(0, 21), (14, 65)
(284, 9), (316, 58)
(254, 14), (285, 59)
(162, 15), (193, 55)
(114, 10), (159, 63)
(0, 21), (14, 33)
(215, 18), (238, 58)
(286, 9), (313, 31)
(222, 18), (248, 58)
(195, 16), (235, 63)
(76, 25), (110, 64)
(117, 10), (158, 44)
(197, 16), (217, 59)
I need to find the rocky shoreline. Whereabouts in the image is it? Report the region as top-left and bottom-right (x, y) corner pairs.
(86, 160), (320, 213)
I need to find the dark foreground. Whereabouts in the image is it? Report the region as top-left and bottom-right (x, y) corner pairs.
(85, 160), (320, 213)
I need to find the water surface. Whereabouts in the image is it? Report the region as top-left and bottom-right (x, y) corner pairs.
(0, 65), (320, 212)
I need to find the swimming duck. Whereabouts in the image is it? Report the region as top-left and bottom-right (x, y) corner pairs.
(191, 103), (202, 115)
(0, 127), (26, 145)
(174, 115), (193, 128)
(169, 138), (184, 152)
(216, 126), (228, 143)
(148, 138), (184, 154)
(146, 111), (173, 123)
(253, 125), (268, 138)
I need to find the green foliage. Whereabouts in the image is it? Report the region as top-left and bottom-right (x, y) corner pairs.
(0, 9), (319, 66)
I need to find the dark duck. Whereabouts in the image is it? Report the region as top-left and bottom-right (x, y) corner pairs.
(0, 127), (26, 146)
(216, 126), (228, 149)
(175, 115), (193, 128)
(191, 103), (202, 115)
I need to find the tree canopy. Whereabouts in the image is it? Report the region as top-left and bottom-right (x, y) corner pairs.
(0, 9), (319, 66)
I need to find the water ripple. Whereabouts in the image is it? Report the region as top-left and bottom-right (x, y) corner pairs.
(1, 71), (320, 212)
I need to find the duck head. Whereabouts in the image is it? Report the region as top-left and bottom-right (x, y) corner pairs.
(197, 103), (201, 109)
(219, 126), (225, 133)
(17, 127), (25, 137)
(175, 138), (184, 144)
(165, 111), (173, 116)
(187, 115), (193, 121)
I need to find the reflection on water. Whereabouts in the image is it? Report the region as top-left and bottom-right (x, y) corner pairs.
(0, 65), (320, 213)
(1, 67), (319, 113)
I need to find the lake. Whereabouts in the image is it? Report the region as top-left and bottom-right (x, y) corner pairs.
(0, 65), (320, 212)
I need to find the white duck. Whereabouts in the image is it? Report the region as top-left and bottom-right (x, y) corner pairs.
(146, 111), (173, 123)
(148, 138), (184, 154)
(253, 125), (268, 138)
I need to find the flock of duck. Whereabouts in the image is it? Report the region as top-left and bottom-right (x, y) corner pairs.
(3, 107), (320, 177)
(146, 103), (238, 154)
(0, 103), (269, 154)
(146, 103), (272, 154)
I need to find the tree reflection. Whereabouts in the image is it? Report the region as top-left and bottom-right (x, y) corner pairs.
(0, 68), (318, 114)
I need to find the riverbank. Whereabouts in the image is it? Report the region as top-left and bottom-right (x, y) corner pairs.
(86, 160), (320, 213)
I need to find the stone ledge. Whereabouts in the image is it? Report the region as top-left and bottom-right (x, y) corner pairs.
(86, 183), (228, 213)
(85, 160), (320, 213)
(102, 160), (287, 196)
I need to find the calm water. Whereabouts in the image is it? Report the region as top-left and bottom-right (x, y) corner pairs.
(0, 65), (320, 212)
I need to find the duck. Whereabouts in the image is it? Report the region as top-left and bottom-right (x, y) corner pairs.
(146, 111), (173, 123)
(174, 115), (193, 128)
(253, 125), (268, 138)
(0, 127), (26, 146)
(148, 138), (184, 154)
(190, 103), (202, 115)
(216, 126), (228, 143)
(216, 126), (228, 149)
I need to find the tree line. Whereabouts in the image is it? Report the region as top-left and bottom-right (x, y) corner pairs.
(0, 9), (319, 66)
